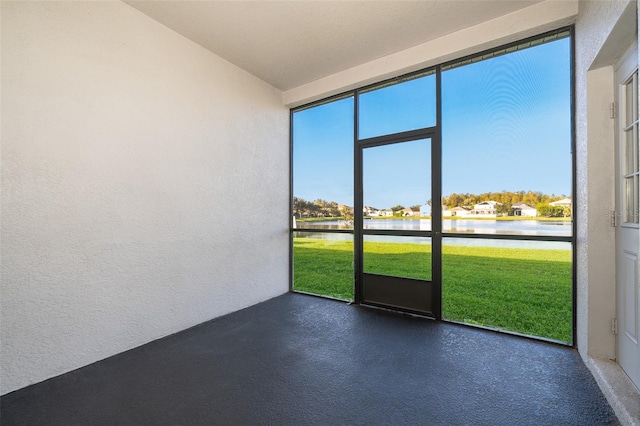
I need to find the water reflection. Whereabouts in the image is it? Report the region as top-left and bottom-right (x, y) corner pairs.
(443, 219), (570, 236)
(294, 219), (571, 249)
(295, 219), (571, 236)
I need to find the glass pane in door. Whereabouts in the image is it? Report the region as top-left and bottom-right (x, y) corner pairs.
(625, 176), (638, 223)
(623, 71), (639, 224)
(625, 125), (637, 176)
(363, 235), (432, 280)
(363, 139), (431, 230)
(361, 138), (433, 315)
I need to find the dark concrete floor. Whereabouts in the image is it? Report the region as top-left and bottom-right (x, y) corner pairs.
(2, 293), (618, 425)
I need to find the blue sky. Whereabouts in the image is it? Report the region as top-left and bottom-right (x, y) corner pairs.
(293, 37), (571, 209)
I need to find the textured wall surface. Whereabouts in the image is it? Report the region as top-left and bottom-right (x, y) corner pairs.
(575, 0), (634, 359)
(1, 1), (288, 394)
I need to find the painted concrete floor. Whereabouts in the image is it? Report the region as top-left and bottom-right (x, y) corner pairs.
(1, 293), (619, 425)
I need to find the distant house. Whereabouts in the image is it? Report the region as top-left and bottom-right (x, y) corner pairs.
(470, 201), (500, 217)
(400, 207), (415, 217)
(363, 205), (378, 216)
(512, 203), (537, 217)
(443, 206), (472, 217)
(550, 198), (572, 208)
(381, 209), (394, 217)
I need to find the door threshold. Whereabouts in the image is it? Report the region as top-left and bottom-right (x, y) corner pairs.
(585, 356), (640, 425)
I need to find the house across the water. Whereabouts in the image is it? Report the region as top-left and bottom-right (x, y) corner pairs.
(512, 203), (537, 217)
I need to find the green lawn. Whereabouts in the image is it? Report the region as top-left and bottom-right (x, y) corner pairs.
(293, 237), (572, 343)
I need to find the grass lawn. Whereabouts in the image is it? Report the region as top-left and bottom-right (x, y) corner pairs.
(293, 237), (572, 343)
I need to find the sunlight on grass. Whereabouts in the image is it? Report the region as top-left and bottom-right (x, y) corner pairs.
(293, 238), (354, 301)
(442, 243), (572, 343)
(293, 237), (572, 343)
(364, 238), (432, 280)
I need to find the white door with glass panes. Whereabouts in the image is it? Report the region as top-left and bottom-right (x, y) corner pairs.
(615, 45), (640, 392)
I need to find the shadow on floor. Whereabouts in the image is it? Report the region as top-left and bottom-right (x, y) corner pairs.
(1, 293), (618, 425)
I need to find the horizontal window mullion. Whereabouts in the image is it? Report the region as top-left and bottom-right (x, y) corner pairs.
(362, 229), (432, 237)
(293, 228), (354, 234)
(441, 232), (573, 242)
(294, 229), (573, 241)
(358, 128), (436, 147)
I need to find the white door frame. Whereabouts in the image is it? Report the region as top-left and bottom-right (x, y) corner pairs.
(615, 43), (640, 392)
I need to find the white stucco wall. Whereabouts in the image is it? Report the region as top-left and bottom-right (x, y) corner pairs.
(1, 1), (289, 395)
(575, 0), (635, 361)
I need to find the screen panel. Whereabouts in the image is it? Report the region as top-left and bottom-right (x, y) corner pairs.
(359, 73), (436, 139)
(442, 238), (572, 343)
(293, 232), (354, 301)
(293, 96), (354, 229)
(442, 37), (572, 235)
(363, 138), (431, 229)
(363, 235), (432, 281)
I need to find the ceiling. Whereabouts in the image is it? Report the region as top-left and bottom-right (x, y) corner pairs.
(126, 1), (543, 91)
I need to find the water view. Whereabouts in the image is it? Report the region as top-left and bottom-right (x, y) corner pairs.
(294, 218), (572, 249)
(297, 218), (570, 234)
(291, 34), (573, 343)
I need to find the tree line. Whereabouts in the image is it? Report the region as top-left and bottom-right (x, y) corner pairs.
(293, 197), (344, 218)
(294, 191), (570, 218)
(442, 191), (570, 217)
(442, 190), (565, 209)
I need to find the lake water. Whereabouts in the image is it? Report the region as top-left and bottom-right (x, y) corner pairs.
(294, 219), (572, 249)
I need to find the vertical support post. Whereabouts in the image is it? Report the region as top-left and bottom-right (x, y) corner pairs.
(354, 91), (364, 304)
(289, 109), (295, 292)
(432, 66), (443, 320)
(570, 26), (577, 347)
